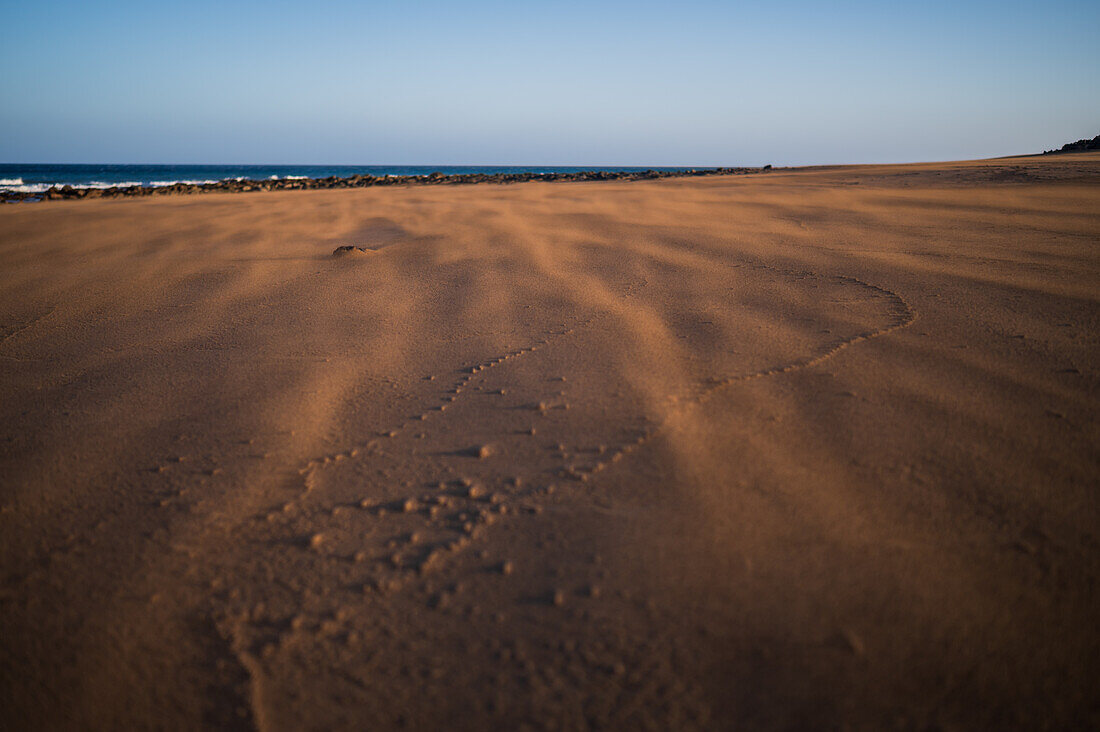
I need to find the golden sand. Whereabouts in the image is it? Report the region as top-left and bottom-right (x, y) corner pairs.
(1, 153), (1098, 729)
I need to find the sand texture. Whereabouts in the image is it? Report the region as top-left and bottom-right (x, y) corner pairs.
(1, 153), (1098, 730)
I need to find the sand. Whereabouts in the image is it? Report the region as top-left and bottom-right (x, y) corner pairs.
(1, 153), (1098, 730)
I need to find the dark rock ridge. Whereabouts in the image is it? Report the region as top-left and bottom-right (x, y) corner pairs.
(1, 167), (770, 204)
(1043, 134), (1100, 154)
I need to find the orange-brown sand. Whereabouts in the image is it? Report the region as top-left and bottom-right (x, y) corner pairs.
(1, 153), (1098, 730)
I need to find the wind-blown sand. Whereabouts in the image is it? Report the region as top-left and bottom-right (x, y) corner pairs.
(1, 153), (1098, 730)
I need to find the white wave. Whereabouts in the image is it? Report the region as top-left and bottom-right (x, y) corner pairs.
(0, 180), (143, 193)
(0, 183), (51, 194)
(149, 179), (219, 187)
(284, 175), (309, 180)
(87, 181), (142, 188)
(0, 177), (24, 185)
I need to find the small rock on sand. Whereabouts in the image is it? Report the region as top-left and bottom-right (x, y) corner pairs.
(332, 245), (369, 257)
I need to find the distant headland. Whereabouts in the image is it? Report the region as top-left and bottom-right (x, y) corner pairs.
(1043, 133), (1100, 154)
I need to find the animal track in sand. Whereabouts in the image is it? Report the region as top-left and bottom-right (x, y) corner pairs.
(591, 266), (916, 474)
(265, 309), (606, 604)
(269, 257), (915, 611)
(208, 257), (914, 730)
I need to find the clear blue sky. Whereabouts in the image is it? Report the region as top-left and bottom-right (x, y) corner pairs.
(1, 0), (1097, 165)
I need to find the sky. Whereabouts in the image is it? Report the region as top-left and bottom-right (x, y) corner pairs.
(1, 0), (1097, 166)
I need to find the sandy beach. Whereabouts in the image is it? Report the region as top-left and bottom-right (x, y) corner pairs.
(1, 153), (1098, 729)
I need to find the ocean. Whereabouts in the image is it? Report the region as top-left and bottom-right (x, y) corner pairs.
(0, 164), (706, 194)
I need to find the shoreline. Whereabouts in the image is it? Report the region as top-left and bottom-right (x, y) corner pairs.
(0, 165), (769, 203)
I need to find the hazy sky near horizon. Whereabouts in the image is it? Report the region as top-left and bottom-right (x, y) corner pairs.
(1, 0), (1097, 166)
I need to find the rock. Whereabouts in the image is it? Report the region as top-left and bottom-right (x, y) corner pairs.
(332, 245), (369, 257)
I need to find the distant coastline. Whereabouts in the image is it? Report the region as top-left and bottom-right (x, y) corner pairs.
(0, 164), (769, 203)
(1042, 134), (1100, 155)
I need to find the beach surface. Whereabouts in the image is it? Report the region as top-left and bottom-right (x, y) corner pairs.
(1, 153), (1098, 729)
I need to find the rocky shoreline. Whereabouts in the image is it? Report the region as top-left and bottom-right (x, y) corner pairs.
(1, 166), (771, 204)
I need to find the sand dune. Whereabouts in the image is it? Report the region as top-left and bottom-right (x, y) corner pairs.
(1, 153), (1098, 729)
